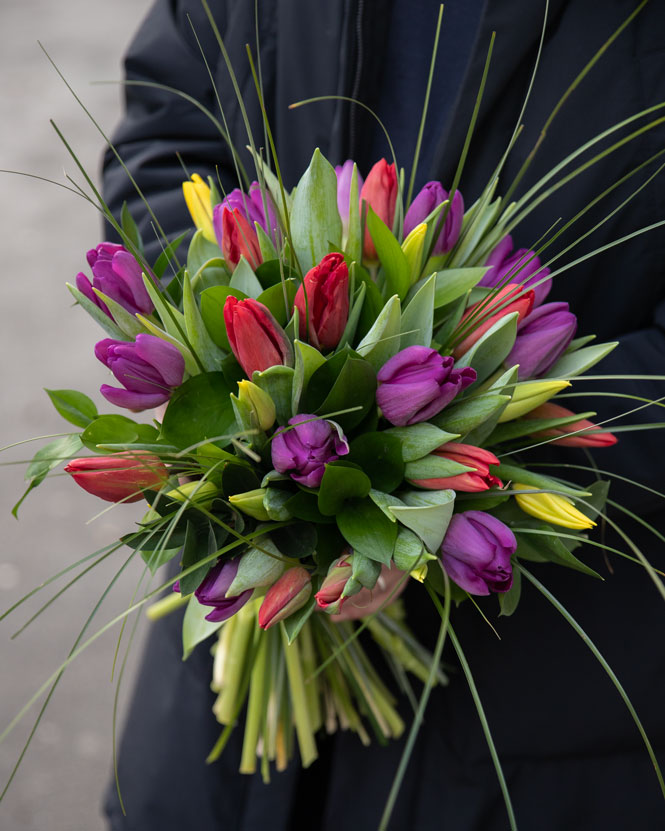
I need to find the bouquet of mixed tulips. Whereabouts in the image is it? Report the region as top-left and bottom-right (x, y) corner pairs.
(4, 5), (665, 827)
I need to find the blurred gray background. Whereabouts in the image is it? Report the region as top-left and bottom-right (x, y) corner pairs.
(0, 2), (156, 829)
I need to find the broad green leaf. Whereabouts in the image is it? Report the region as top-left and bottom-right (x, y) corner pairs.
(81, 415), (141, 451)
(431, 393), (510, 435)
(405, 454), (474, 480)
(45, 389), (98, 429)
(545, 341), (618, 379)
(392, 526), (435, 572)
(200, 285), (248, 351)
(454, 312), (519, 384)
(366, 208), (409, 300)
(292, 339), (326, 415)
(318, 461), (372, 516)
(253, 365), (295, 426)
(230, 257), (264, 298)
(337, 497), (398, 565)
(356, 294), (402, 371)
(187, 229), (223, 277)
(139, 545), (181, 575)
(66, 282), (127, 340)
(400, 273), (435, 348)
(290, 148), (342, 272)
(283, 598), (316, 644)
(346, 431), (404, 493)
(515, 526), (602, 579)
(368, 488), (402, 520)
(257, 279), (298, 327)
(182, 594), (223, 660)
(182, 270), (226, 371)
(12, 433), (83, 517)
(161, 372), (236, 450)
(227, 538), (285, 595)
(306, 355), (377, 432)
(349, 552), (381, 590)
(433, 268), (488, 307)
(498, 561), (521, 616)
(179, 521), (214, 596)
(263, 487), (293, 521)
(191, 258), (229, 294)
(389, 489), (455, 553)
(384, 423), (459, 462)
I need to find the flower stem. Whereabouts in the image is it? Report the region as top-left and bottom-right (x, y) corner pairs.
(280, 623), (318, 767)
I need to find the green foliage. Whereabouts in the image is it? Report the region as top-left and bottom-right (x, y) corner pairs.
(45, 389), (98, 428)
(161, 372), (236, 450)
(366, 208), (409, 300)
(12, 434), (83, 517)
(200, 286), (247, 350)
(346, 432), (405, 493)
(318, 461), (372, 516)
(337, 497), (398, 565)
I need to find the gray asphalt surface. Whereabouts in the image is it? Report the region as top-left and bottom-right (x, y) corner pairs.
(0, 3), (154, 829)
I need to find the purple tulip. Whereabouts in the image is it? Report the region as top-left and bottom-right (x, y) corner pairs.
(482, 235), (552, 307)
(403, 182), (464, 255)
(271, 414), (350, 488)
(335, 160), (364, 232)
(212, 180), (278, 249)
(95, 333), (185, 411)
(441, 510), (516, 595)
(507, 302), (577, 379)
(76, 242), (154, 320)
(194, 559), (253, 623)
(376, 346), (476, 427)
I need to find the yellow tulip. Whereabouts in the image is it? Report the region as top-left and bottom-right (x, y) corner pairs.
(401, 222), (427, 285)
(228, 488), (271, 521)
(236, 379), (276, 432)
(182, 173), (216, 243)
(497, 379), (570, 423)
(165, 479), (218, 509)
(513, 483), (596, 530)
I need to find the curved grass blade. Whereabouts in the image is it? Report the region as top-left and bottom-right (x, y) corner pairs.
(519, 564), (665, 802)
(378, 574), (451, 831)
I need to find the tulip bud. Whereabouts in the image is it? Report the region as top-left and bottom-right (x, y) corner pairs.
(483, 236), (552, 307)
(294, 252), (350, 350)
(440, 510), (516, 595)
(236, 379), (276, 431)
(410, 563), (429, 583)
(403, 182), (464, 255)
(213, 182), (279, 247)
(410, 443), (503, 492)
(507, 302), (577, 379)
(192, 559), (253, 622)
(215, 206), (262, 271)
(64, 452), (168, 503)
(228, 488), (271, 521)
(513, 483), (596, 530)
(453, 283), (534, 359)
(401, 222), (427, 285)
(377, 346), (476, 426)
(223, 296), (293, 379)
(335, 160), (364, 235)
(497, 380), (570, 423)
(95, 333), (185, 411)
(75, 243), (154, 322)
(360, 158), (398, 259)
(183, 173), (216, 243)
(314, 554), (354, 614)
(165, 480), (218, 509)
(258, 566), (312, 629)
(271, 414), (350, 487)
(526, 402), (618, 447)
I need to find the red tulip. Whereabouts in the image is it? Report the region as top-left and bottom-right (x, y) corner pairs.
(224, 296), (293, 378)
(294, 252), (350, 350)
(410, 442), (503, 492)
(360, 159), (398, 259)
(258, 567), (312, 629)
(64, 452), (168, 503)
(219, 206), (262, 271)
(527, 402), (618, 447)
(314, 553), (353, 614)
(453, 283), (534, 359)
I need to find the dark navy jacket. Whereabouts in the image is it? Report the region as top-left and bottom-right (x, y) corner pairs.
(103, 1), (665, 828)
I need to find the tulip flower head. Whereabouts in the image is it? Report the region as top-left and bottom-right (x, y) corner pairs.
(224, 296), (293, 379)
(453, 283), (535, 359)
(294, 252), (350, 350)
(213, 181), (279, 247)
(64, 452), (168, 503)
(215, 206), (262, 271)
(95, 334), (185, 411)
(377, 346), (476, 426)
(526, 402), (618, 447)
(508, 301), (577, 379)
(271, 414), (350, 488)
(189, 559), (253, 623)
(335, 160), (364, 235)
(513, 484), (596, 530)
(314, 554), (354, 614)
(482, 235), (552, 307)
(403, 182), (464, 255)
(360, 158), (398, 259)
(236, 379), (277, 432)
(183, 173), (216, 243)
(411, 443), (503, 492)
(440, 510), (516, 595)
(258, 567), (312, 629)
(76, 242), (154, 320)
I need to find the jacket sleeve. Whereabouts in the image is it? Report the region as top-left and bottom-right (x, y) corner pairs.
(102, 0), (232, 261)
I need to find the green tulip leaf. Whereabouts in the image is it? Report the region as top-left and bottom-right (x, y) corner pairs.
(494, 463), (591, 497)
(355, 294), (402, 371)
(200, 285), (248, 350)
(292, 339), (327, 415)
(66, 282), (127, 340)
(404, 454), (474, 480)
(256, 279), (298, 327)
(431, 393), (510, 436)
(454, 311), (519, 384)
(182, 270), (226, 372)
(384, 423), (459, 462)
(304, 353), (377, 432)
(431, 268), (488, 308)
(253, 365), (295, 426)
(400, 273), (435, 348)
(366, 208), (409, 300)
(545, 341), (618, 379)
(229, 257), (264, 298)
